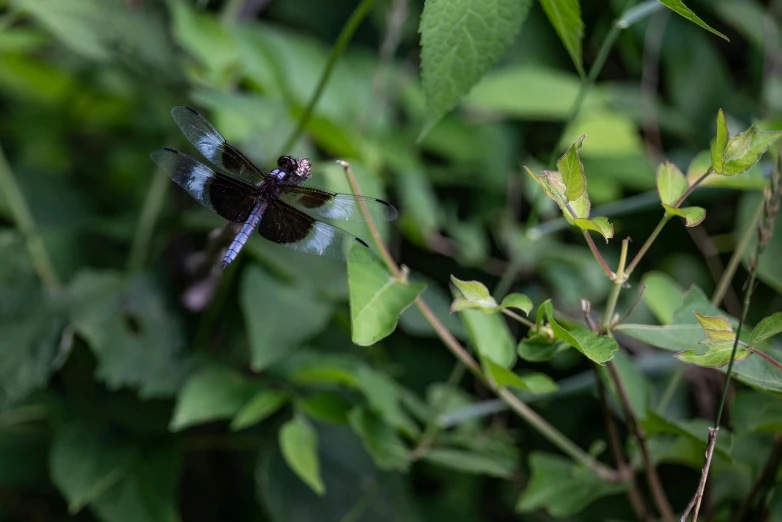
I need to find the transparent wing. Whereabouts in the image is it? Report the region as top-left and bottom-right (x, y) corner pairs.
(150, 147), (257, 223)
(279, 185), (398, 222)
(170, 106), (264, 186)
(258, 199), (373, 263)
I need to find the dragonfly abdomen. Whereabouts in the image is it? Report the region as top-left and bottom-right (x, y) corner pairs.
(222, 199), (268, 269)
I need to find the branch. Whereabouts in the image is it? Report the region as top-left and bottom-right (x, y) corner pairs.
(607, 361), (675, 521)
(679, 428), (718, 522)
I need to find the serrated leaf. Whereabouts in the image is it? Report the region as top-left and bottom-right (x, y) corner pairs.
(722, 126), (782, 175)
(573, 217), (614, 241)
(750, 312), (782, 347)
(170, 366), (259, 431)
(348, 259), (425, 346)
(539, 0), (585, 77)
(422, 448), (515, 478)
(546, 310), (617, 364)
(556, 135), (587, 200)
(231, 391), (289, 431)
(711, 109), (728, 173)
(482, 357), (557, 394)
(279, 417), (324, 496)
(242, 267), (332, 370)
(499, 293), (533, 315)
(656, 161), (688, 206)
(663, 204), (706, 227)
(516, 452), (625, 516)
(658, 0), (729, 41)
(418, 0), (533, 138)
(348, 408), (410, 472)
(676, 341), (752, 368)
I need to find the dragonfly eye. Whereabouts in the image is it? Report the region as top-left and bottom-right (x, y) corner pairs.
(277, 155), (296, 172)
(296, 158), (312, 179)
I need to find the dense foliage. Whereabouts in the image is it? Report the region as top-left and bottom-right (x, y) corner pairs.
(1, 0), (782, 521)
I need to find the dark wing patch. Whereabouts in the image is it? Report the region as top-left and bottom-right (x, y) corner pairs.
(279, 185), (398, 222)
(258, 199), (373, 262)
(170, 106), (264, 186)
(150, 148), (257, 222)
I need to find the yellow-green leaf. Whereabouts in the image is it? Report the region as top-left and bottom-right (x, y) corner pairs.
(482, 357), (557, 394)
(526, 167), (568, 209)
(676, 341), (751, 368)
(695, 313), (735, 343)
(546, 310), (617, 364)
(663, 205), (706, 227)
(656, 161), (688, 206)
(539, 0), (585, 77)
(573, 217), (614, 241)
(556, 135), (587, 201)
(750, 312), (782, 347)
(722, 126), (782, 176)
(711, 109), (728, 173)
(499, 293), (533, 315)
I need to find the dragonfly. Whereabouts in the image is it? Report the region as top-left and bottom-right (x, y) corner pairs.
(150, 106), (397, 269)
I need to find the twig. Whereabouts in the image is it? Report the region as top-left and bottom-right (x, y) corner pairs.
(601, 239), (629, 332)
(595, 366), (652, 521)
(608, 361), (675, 521)
(626, 214), (671, 276)
(583, 230), (615, 279)
(0, 142), (61, 294)
(276, 0), (376, 156)
(501, 308), (536, 329)
(749, 347), (782, 372)
(339, 161), (619, 482)
(615, 283), (647, 326)
(679, 427), (718, 522)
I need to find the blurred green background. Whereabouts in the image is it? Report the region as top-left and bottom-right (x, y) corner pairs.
(1, 0), (782, 520)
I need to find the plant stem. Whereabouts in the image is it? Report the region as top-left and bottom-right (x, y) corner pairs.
(626, 214), (671, 276)
(601, 238), (629, 332)
(595, 366), (652, 521)
(127, 167), (170, 272)
(501, 308), (536, 329)
(674, 170), (712, 208)
(680, 427), (718, 522)
(0, 142), (61, 294)
(276, 0), (376, 156)
(340, 161), (619, 482)
(749, 347), (782, 372)
(712, 200), (763, 307)
(608, 361), (675, 522)
(583, 230), (615, 278)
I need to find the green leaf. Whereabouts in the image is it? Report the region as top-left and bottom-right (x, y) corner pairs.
(556, 135), (586, 200)
(297, 392), (351, 425)
(642, 411), (733, 461)
(170, 0), (236, 75)
(241, 266), (332, 370)
(499, 293), (533, 315)
(517, 336), (567, 363)
(573, 217), (614, 241)
(418, 0), (533, 138)
(526, 167), (569, 210)
(458, 308), (516, 367)
(722, 126), (782, 175)
(733, 391), (782, 433)
(711, 109), (729, 173)
(658, 0), (729, 41)
(348, 408), (410, 472)
(279, 417), (325, 496)
(482, 357), (557, 394)
(69, 270), (189, 398)
(516, 453), (625, 516)
(547, 310), (617, 364)
(675, 341), (752, 368)
(568, 191), (591, 220)
(656, 161), (688, 206)
(348, 259), (425, 345)
(450, 275), (497, 312)
(49, 425), (135, 513)
(91, 447), (180, 522)
(539, 0), (585, 77)
(608, 351), (650, 421)
(355, 366), (420, 437)
(231, 390), (289, 431)
(422, 448), (515, 478)
(170, 366), (259, 431)
(641, 271), (685, 324)
(663, 204), (706, 227)
(750, 312), (782, 347)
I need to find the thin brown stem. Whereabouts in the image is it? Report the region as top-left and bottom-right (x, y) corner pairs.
(749, 347), (782, 372)
(674, 170), (712, 208)
(626, 214), (671, 276)
(608, 361), (675, 522)
(501, 308), (536, 329)
(595, 367), (652, 521)
(680, 428), (718, 522)
(583, 230), (615, 278)
(339, 161), (619, 482)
